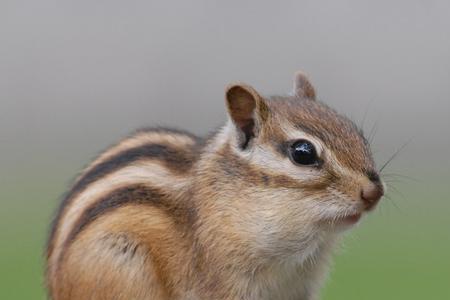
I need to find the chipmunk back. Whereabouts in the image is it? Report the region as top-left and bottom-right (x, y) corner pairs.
(46, 72), (384, 300)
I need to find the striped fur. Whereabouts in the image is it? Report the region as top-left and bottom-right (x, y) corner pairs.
(47, 128), (200, 299)
(46, 74), (384, 300)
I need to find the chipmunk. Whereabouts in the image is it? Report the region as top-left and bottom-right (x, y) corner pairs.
(46, 72), (384, 300)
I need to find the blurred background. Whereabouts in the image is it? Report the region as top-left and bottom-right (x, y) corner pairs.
(1, 0), (449, 299)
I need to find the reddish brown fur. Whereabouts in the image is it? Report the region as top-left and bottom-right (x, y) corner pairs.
(268, 97), (374, 172)
(46, 73), (383, 300)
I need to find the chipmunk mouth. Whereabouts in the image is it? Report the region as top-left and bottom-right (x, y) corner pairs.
(321, 212), (363, 228)
(339, 213), (362, 224)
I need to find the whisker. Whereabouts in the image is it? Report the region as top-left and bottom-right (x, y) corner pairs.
(383, 193), (404, 214)
(382, 173), (419, 183)
(385, 183), (406, 200)
(367, 121), (379, 145)
(379, 139), (413, 173)
(383, 177), (408, 185)
(359, 98), (375, 130)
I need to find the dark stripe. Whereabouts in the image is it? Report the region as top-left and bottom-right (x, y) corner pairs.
(60, 184), (196, 264)
(47, 137), (199, 258)
(66, 185), (165, 245)
(72, 143), (196, 196)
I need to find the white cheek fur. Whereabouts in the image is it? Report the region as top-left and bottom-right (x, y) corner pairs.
(227, 120), (327, 183)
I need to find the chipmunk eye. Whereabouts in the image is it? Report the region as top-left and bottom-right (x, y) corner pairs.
(289, 140), (319, 166)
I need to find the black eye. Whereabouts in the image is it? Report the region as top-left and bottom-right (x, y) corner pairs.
(289, 139), (319, 166)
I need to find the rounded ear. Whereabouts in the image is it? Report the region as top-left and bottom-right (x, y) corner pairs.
(225, 83), (269, 148)
(293, 71), (316, 100)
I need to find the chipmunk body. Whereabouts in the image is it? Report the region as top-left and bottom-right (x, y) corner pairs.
(46, 72), (384, 300)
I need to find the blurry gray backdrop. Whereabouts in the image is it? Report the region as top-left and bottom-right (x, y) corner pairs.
(1, 1), (449, 299)
(2, 0), (450, 176)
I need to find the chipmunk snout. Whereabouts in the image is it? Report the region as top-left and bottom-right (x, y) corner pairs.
(360, 182), (384, 210)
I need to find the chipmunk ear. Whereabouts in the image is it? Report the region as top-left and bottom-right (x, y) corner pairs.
(293, 71), (316, 100)
(225, 83), (269, 149)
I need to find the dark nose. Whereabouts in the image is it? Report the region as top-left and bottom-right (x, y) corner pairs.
(361, 183), (384, 210)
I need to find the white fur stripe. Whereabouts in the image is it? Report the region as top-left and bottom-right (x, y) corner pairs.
(76, 131), (196, 182)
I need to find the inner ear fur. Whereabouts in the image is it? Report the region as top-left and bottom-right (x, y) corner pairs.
(225, 83), (268, 149)
(293, 71), (316, 100)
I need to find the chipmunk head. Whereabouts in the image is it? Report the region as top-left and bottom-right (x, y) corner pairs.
(201, 71), (384, 261)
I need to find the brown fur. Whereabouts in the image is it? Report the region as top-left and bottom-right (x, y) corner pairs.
(46, 73), (384, 300)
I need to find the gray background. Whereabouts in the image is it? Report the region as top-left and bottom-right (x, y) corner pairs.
(2, 0), (449, 178)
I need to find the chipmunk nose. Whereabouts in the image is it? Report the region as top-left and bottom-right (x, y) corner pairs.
(360, 171), (384, 210)
(361, 182), (384, 210)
